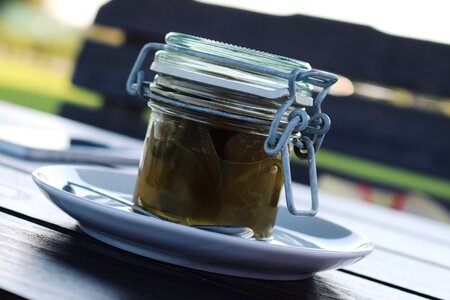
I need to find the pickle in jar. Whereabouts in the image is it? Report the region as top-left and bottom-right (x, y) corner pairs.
(133, 112), (283, 238)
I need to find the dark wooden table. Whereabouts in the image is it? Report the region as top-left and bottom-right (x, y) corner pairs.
(0, 101), (448, 299)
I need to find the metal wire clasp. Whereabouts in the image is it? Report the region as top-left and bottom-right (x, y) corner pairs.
(264, 69), (337, 216)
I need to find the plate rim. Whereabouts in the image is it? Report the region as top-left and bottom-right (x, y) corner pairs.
(32, 164), (374, 257)
(32, 164), (375, 279)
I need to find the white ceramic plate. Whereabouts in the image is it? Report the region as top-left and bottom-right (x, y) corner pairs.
(32, 165), (373, 280)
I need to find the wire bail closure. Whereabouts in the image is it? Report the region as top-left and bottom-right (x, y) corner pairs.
(126, 42), (338, 217)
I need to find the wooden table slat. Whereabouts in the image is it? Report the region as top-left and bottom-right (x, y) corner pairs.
(292, 185), (450, 268)
(0, 101), (143, 149)
(294, 184), (450, 245)
(0, 212), (425, 300)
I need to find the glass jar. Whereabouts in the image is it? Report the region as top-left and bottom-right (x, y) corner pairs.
(127, 33), (337, 239)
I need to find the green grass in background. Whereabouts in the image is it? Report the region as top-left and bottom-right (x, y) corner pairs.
(0, 86), (59, 113)
(0, 56), (102, 114)
(294, 150), (450, 201)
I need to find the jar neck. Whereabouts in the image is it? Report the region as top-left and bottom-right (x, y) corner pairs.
(149, 74), (301, 136)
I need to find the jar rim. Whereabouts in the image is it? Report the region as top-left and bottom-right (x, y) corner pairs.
(149, 32), (314, 106)
(165, 32), (311, 75)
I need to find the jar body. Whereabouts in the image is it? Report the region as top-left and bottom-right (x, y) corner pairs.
(133, 103), (284, 238)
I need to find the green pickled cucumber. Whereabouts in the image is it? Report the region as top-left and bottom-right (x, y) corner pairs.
(133, 114), (283, 238)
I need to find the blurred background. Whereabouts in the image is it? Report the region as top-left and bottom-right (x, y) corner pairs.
(0, 0), (449, 222)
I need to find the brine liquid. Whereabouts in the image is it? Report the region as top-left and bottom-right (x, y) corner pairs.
(133, 113), (283, 238)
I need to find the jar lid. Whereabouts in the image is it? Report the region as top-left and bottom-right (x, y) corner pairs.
(150, 32), (314, 106)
